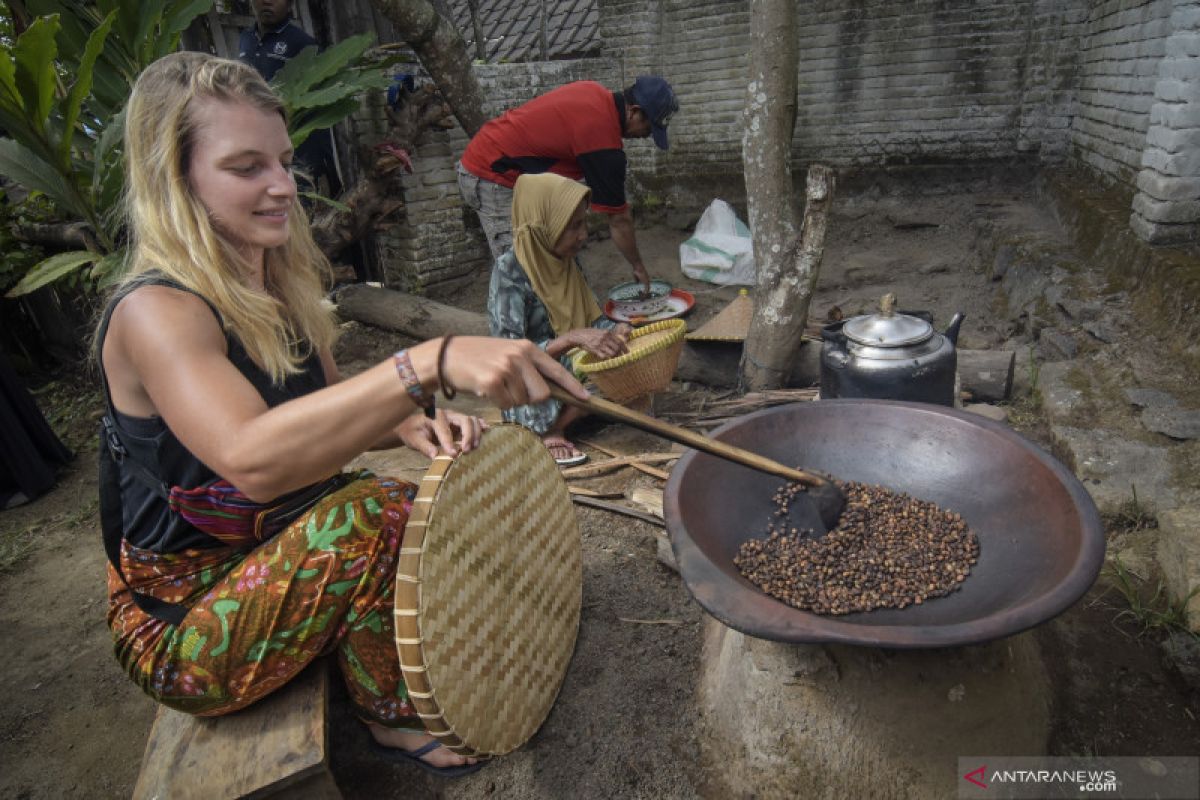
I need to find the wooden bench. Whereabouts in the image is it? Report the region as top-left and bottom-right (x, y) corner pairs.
(132, 662), (341, 800)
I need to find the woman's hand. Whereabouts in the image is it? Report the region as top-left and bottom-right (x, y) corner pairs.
(413, 336), (589, 411)
(570, 328), (630, 360)
(396, 409), (488, 458)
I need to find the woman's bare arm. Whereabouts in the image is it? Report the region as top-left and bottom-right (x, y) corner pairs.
(104, 286), (583, 501)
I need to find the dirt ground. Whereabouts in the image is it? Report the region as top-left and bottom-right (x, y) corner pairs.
(2, 183), (1198, 799)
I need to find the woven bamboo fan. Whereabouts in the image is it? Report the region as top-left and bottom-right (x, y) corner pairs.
(686, 288), (753, 342)
(394, 424), (581, 757)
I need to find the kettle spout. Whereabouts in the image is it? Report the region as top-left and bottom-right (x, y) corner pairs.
(943, 312), (966, 345)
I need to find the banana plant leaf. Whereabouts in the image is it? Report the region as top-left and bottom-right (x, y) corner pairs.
(5, 249), (100, 298)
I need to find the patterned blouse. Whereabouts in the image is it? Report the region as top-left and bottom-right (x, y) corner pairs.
(487, 250), (615, 434)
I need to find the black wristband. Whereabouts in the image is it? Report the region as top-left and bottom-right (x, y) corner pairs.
(437, 335), (457, 400)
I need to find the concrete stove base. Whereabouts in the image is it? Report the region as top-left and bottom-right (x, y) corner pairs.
(697, 619), (1049, 799)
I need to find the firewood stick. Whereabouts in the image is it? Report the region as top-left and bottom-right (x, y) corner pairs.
(570, 496), (666, 527)
(567, 487), (626, 499)
(560, 453), (678, 479)
(577, 439), (672, 481)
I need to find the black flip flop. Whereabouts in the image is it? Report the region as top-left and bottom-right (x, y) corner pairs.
(369, 736), (487, 778)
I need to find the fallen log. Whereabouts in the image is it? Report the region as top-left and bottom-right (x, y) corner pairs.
(333, 284), (821, 389)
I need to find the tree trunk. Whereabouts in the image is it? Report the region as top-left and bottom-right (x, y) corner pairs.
(371, 0), (487, 136)
(738, 0), (834, 391)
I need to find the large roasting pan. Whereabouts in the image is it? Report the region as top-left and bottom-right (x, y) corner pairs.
(663, 399), (1105, 648)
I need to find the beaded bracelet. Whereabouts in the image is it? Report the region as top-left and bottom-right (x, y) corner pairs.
(393, 349), (436, 419)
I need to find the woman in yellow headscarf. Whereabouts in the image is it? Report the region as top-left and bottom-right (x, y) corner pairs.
(488, 173), (631, 465)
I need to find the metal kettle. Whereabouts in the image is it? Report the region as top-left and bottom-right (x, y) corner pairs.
(820, 293), (965, 406)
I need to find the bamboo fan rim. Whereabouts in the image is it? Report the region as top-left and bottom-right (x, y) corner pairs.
(575, 318), (686, 373)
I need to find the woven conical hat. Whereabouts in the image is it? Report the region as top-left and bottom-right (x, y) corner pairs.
(686, 289), (753, 341)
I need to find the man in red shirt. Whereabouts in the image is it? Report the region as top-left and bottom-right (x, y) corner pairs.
(457, 76), (678, 290)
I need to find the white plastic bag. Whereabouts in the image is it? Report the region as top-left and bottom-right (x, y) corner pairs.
(679, 199), (756, 286)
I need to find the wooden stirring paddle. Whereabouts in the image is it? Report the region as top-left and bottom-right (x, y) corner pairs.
(548, 386), (847, 530)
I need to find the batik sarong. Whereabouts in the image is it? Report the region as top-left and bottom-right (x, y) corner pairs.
(107, 473), (423, 729)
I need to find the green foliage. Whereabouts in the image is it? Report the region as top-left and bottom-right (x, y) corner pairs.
(271, 33), (396, 148)
(1100, 487), (1157, 535)
(0, 1), (214, 298)
(0, 189), (48, 295)
(2, 7), (394, 301)
(1105, 555), (1199, 640)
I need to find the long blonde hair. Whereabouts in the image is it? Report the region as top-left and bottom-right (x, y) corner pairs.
(120, 50), (336, 382)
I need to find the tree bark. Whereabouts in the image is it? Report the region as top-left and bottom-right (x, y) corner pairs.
(370, 0), (488, 136)
(738, 0), (834, 391)
(465, 0), (487, 61)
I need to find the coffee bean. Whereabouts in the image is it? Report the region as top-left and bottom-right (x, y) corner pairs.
(733, 480), (980, 615)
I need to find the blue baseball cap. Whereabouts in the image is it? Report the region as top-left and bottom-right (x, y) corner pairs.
(629, 75), (678, 150)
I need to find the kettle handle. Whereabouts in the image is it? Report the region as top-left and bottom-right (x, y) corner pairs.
(943, 312), (966, 346)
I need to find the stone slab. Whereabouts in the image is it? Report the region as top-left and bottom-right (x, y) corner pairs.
(1155, 506), (1200, 632)
(1050, 426), (1181, 513)
(1142, 406), (1200, 440)
(1037, 361), (1085, 421)
(964, 402), (1009, 422)
(1125, 387), (1180, 409)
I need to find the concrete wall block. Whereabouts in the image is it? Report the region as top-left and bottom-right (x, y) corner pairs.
(1165, 32), (1200, 58)
(1135, 167), (1200, 199)
(1149, 100), (1200, 127)
(1142, 142), (1200, 173)
(1130, 209), (1200, 242)
(1146, 122), (1200, 151)
(1132, 190), (1200, 221)
(1171, 4), (1200, 31)
(1154, 77), (1200, 102)
(1158, 54), (1200, 81)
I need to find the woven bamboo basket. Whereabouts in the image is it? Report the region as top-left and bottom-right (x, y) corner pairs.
(393, 424), (581, 757)
(575, 319), (687, 404)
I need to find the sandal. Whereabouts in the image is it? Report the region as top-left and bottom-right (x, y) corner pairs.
(368, 736), (486, 778)
(544, 436), (588, 467)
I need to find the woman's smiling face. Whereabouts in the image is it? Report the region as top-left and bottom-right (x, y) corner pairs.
(186, 98), (296, 267)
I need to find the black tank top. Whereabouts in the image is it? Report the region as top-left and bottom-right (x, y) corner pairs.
(96, 274), (326, 552)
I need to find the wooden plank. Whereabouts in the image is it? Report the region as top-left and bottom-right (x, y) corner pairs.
(133, 662), (338, 800)
(628, 487), (664, 519)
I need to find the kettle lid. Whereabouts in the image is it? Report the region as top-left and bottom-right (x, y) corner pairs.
(842, 293), (933, 347)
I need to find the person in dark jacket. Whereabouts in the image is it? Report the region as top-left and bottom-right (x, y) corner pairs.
(237, 0), (340, 197)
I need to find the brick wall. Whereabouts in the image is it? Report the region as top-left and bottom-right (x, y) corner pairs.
(1131, 0), (1200, 243)
(645, 0), (1090, 173)
(1071, 0), (1173, 184)
(367, 0), (1200, 290)
(366, 58), (625, 293)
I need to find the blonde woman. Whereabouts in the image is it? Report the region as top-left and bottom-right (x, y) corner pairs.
(97, 51), (586, 777)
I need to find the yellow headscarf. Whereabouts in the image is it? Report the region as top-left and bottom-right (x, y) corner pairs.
(511, 173), (603, 336)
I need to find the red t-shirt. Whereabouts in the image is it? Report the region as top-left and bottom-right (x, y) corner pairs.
(460, 81), (629, 214)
